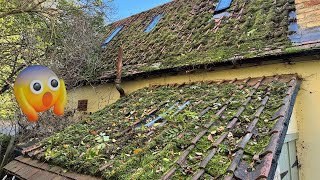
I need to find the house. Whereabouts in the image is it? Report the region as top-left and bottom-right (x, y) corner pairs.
(4, 0), (320, 179)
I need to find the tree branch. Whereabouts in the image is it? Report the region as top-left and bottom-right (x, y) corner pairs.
(0, 0), (46, 18)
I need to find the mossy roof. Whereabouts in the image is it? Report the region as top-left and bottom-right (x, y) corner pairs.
(98, 0), (297, 79)
(16, 74), (300, 179)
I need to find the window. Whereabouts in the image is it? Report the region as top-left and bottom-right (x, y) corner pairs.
(289, 11), (297, 20)
(144, 14), (163, 33)
(215, 0), (233, 13)
(288, 11), (300, 43)
(288, 22), (299, 32)
(78, 100), (88, 111)
(275, 133), (299, 180)
(103, 25), (124, 45)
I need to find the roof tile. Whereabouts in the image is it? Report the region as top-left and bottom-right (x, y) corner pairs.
(227, 149), (244, 173)
(6, 75), (300, 179)
(92, 0), (305, 80)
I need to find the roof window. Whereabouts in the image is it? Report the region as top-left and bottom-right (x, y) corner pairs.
(215, 0), (233, 13)
(103, 25), (124, 45)
(144, 14), (163, 33)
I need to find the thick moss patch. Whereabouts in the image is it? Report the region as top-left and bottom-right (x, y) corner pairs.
(39, 79), (291, 179)
(99, 0), (295, 78)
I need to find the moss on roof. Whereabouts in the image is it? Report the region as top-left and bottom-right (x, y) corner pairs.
(100, 0), (295, 77)
(34, 75), (298, 179)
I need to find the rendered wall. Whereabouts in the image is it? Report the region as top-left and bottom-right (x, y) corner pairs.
(68, 60), (320, 180)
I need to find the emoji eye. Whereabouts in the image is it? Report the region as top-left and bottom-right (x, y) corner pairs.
(48, 77), (60, 91)
(30, 80), (43, 94)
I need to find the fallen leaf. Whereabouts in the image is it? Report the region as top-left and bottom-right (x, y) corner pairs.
(156, 167), (163, 173)
(90, 130), (98, 136)
(217, 126), (225, 132)
(103, 136), (110, 142)
(253, 155), (260, 161)
(227, 132), (233, 138)
(210, 130), (217, 135)
(134, 148), (143, 155)
(178, 133), (184, 138)
(110, 154), (115, 159)
(163, 158), (170, 162)
(95, 136), (103, 143)
(208, 134), (214, 142)
(96, 143), (106, 150)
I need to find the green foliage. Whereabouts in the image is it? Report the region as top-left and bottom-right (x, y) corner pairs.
(0, 133), (11, 162)
(206, 145), (231, 177)
(0, 91), (16, 119)
(0, 0), (110, 118)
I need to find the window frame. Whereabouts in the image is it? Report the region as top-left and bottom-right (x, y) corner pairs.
(215, 0), (233, 13)
(77, 99), (88, 111)
(144, 13), (164, 33)
(103, 25), (124, 45)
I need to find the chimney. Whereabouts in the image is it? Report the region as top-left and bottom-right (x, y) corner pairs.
(295, 0), (320, 28)
(115, 47), (125, 97)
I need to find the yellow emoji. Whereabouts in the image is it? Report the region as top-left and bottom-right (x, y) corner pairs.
(13, 65), (67, 122)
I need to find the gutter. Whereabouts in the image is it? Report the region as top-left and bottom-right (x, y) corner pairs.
(267, 78), (301, 179)
(70, 43), (320, 88)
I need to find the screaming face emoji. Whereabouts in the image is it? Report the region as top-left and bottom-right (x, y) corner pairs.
(13, 65), (67, 122)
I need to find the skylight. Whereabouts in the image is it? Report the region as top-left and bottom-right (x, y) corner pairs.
(144, 14), (163, 33)
(103, 25), (124, 45)
(215, 0), (233, 12)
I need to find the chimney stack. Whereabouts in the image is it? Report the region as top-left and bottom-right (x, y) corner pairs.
(295, 0), (320, 28)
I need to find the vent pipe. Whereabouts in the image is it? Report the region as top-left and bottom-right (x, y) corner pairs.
(115, 47), (125, 97)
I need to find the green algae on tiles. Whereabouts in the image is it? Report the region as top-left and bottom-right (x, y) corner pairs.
(97, 0), (294, 79)
(38, 79), (291, 179)
(205, 144), (232, 177)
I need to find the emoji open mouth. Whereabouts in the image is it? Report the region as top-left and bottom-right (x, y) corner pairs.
(42, 92), (53, 107)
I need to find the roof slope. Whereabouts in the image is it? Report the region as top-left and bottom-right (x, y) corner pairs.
(7, 74), (300, 179)
(99, 0), (296, 78)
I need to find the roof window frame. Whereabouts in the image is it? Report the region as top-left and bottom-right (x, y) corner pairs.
(214, 0), (233, 13)
(144, 13), (164, 33)
(103, 25), (124, 45)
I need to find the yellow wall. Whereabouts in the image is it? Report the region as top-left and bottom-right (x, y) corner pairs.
(68, 60), (320, 180)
